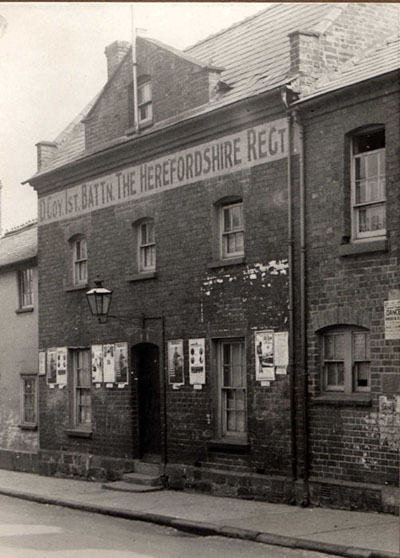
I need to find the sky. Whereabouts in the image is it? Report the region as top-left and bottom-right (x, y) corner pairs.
(0, 1), (266, 233)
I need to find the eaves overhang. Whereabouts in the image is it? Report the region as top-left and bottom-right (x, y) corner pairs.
(24, 85), (288, 193)
(0, 255), (37, 273)
(289, 68), (400, 110)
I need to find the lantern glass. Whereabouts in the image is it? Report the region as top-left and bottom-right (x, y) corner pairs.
(86, 283), (113, 323)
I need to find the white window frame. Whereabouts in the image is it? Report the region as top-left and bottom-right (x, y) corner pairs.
(19, 268), (33, 308)
(351, 130), (386, 240)
(20, 373), (38, 427)
(138, 82), (153, 126)
(138, 219), (156, 272)
(71, 349), (91, 427)
(217, 339), (247, 439)
(72, 238), (87, 285)
(220, 202), (244, 259)
(322, 327), (370, 394)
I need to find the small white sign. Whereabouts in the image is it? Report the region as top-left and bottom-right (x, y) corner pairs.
(384, 300), (400, 340)
(189, 338), (206, 385)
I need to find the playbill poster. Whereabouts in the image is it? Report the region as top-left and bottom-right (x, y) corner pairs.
(384, 299), (400, 340)
(46, 347), (57, 384)
(39, 350), (46, 376)
(115, 342), (128, 385)
(189, 338), (205, 385)
(255, 330), (275, 381)
(91, 345), (103, 383)
(103, 344), (115, 383)
(56, 347), (67, 386)
(168, 339), (184, 385)
(274, 331), (289, 373)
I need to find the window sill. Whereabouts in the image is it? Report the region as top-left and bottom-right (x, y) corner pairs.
(207, 256), (245, 269)
(208, 438), (250, 454)
(65, 283), (89, 292)
(18, 423), (37, 431)
(126, 120), (154, 135)
(15, 307), (34, 314)
(126, 271), (157, 282)
(339, 238), (387, 257)
(313, 393), (372, 407)
(65, 426), (93, 438)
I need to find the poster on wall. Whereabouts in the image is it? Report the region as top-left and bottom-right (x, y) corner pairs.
(168, 339), (184, 385)
(115, 342), (129, 385)
(189, 338), (206, 385)
(255, 330), (275, 382)
(103, 344), (115, 384)
(46, 348), (57, 384)
(384, 300), (400, 340)
(56, 347), (67, 386)
(91, 345), (103, 384)
(274, 332), (289, 374)
(39, 350), (46, 376)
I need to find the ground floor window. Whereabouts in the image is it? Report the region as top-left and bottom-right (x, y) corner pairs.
(71, 349), (91, 427)
(218, 339), (247, 438)
(20, 374), (37, 426)
(322, 327), (370, 393)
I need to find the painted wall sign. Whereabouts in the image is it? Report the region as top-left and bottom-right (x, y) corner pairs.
(189, 338), (205, 385)
(168, 339), (184, 386)
(38, 118), (288, 225)
(255, 330), (275, 382)
(384, 299), (400, 340)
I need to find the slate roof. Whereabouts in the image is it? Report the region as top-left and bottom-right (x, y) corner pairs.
(27, 3), (399, 182)
(0, 222), (38, 269)
(185, 3), (336, 103)
(299, 34), (400, 102)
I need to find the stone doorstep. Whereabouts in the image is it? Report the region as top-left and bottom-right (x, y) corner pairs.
(102, 481), (164, 494)
(121, 471), (163, 487)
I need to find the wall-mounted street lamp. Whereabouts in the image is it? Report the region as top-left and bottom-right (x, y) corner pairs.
(86, 279), (113, 324)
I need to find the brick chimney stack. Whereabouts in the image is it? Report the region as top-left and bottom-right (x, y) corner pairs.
(104, 41), (130, 80)
(35, 141), (58, 172)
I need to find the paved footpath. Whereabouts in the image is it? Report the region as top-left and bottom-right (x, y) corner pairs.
(0, 469), (397, 558)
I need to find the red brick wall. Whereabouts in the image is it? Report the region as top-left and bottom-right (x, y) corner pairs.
(85, 38), (211, 153)
(38, 111), (293, 478)
(303, 75), (400, 489)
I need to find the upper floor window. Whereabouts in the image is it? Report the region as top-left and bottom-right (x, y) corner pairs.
(352, 128), (385, 240)
(221, 202), (244, 259)
(19, 268), (33, 308)
(322, 327), (370, 394)
(138, 82), (153, 125)
(73, 237), (87, 285)
(138, 219), (156, 272)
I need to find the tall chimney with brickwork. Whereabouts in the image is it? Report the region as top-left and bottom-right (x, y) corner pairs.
(104, 41), (130, 80)
(35, 141), (58, 172)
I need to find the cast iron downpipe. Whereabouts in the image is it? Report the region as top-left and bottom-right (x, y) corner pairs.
(293, 109), (309, 505)
(286, 113), (297, 484)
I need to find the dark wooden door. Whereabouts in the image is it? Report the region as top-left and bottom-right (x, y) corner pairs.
(134, 343), (161, 457)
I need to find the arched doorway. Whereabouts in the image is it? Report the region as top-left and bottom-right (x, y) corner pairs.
(132, 343), (161, 459)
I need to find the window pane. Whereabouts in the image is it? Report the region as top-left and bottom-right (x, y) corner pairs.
(223, 207), (232, 232)
(358, 204), (385, 233)
(326, 362), (344, 387)
(355, 362), (370, 388)
(355, 157), (365, 180)
(353, 333), (368, 360)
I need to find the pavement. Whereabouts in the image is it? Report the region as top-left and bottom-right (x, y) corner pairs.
(0, 469), (398, 558)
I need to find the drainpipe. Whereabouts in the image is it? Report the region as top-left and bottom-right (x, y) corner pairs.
(293, 109), (309, 506)
(285, 113), (297, 484)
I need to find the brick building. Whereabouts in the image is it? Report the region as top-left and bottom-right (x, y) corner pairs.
(0, 220), (38, 472)
(25, 4), (400, 512)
